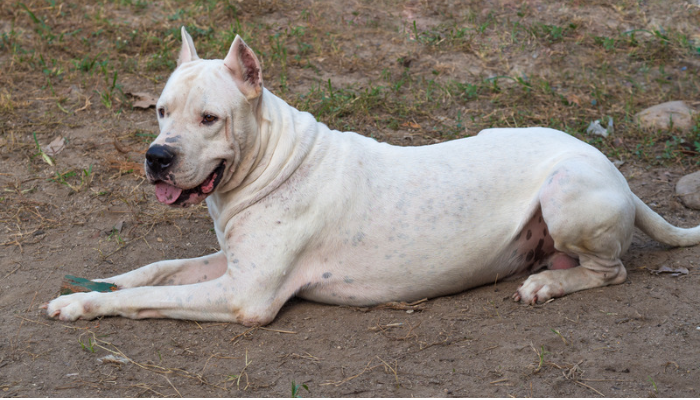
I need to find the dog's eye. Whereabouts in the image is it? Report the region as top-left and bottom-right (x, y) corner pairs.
(202, 114), (218, 125)
(158, 107), (165, 118)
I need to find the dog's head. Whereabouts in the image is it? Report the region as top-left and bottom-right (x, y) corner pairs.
(145, 27), (263, 207)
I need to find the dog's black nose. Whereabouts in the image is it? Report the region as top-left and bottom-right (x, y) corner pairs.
(145, 144), (176, 175)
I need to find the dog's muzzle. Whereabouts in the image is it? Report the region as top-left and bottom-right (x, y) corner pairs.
(147, 152), (227, 207)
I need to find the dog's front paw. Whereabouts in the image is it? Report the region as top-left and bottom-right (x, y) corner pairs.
(512, 271), (564, 305)
(44, 293), (99, 321)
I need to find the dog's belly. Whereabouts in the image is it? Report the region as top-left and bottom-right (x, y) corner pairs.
(296, 206), (577, 306)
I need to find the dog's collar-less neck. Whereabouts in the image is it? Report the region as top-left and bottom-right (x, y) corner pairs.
(209, 89), (320, 224)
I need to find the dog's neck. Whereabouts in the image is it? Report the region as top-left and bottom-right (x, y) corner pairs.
(207, 88), (321, 225)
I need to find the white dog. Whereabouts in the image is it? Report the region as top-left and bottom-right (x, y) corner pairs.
(45, 28), (700, 326)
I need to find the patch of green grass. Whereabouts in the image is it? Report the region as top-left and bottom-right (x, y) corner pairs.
(49, 165), (94, 193)
(593, 35), (617, 51)
(147, 46), (177, 72)
(168, 8), (186, 21)
(476, 11), (496, 34)
(0, 27), (20, 52)
(226, 349), (252, 390)
(291, 381), (309, 398)
(97, 70), (122, 109)
(114, 0), (149, 11)
(551, 328), (568, 345)
(108, 226), (125, 245)
(132, 130), (158, 143)
(452, 81), (481, 101)
(37, 55), (64, 79)
(269, 32), (289, 91)
(532, 344), (549, 373)
(32, 132), (54, 166)
(20, 2), (57, 44)
(648, 376), (658, 393)
(73, 54), (107, 74)
(217, 17), (252, 53)
(78, 336), (96, 353)
(404, 20), (475, 49)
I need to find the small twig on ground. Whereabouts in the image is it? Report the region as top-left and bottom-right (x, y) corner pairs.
(373, 297), (428, 311)
(14, 315), (49, 326)
(77, 330), (225, 390)
(230, 327), (257, 344)
(162, 374), (182, 398)
(1, 263), (21, 280)
(284, 352), (321, 362)
(229, 348), (252, 391)
(664, 361), (679, 372)
(321, 361), (379, 386)
(130, 383), (168, 397)
(258, 326), (297, 334)
(574, 380), (605, 397)
(377, 356), (400, 388)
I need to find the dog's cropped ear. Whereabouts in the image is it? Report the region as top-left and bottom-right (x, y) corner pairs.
(223, 35), (263, 100)
(177, 27), (200, 66)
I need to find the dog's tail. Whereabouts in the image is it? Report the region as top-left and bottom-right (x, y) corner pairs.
(634, 195), (700, 247)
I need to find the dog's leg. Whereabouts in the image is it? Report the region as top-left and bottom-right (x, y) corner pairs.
(513, 255), (627, 304)
(46, 273), (279, 325)
(94, 251), (227, 288)
(513, 161), (634, 304)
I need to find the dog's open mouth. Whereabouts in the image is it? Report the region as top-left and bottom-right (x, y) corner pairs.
(154, 161), (226, 206)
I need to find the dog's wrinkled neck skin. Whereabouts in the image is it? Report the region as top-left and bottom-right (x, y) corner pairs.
(207, 88), (320, 227)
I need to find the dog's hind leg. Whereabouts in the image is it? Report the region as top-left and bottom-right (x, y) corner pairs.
(94, 251), (228, 288)
(513, 159), (634, 304)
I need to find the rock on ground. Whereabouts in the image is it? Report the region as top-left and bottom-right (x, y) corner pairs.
(635, 100), (697, 132)
(676, 170), (700, 209)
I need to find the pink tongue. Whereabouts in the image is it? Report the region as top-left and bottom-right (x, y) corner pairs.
(201, 172), (217, 194)
(155, 182), (183, 204)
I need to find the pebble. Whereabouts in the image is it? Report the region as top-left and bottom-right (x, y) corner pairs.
(675, 171), (700, 210)
(635, 101), (697, 132)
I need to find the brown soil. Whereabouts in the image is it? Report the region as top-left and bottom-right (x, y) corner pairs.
(2, 0), (700, 397)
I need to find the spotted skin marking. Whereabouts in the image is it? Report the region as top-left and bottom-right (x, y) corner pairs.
(510, 207), (577, 277)
(526, 250), (534, 262)
(534, 238), (545, 260)
(166, 173), (177, 186)
(322, 272), (332, 279)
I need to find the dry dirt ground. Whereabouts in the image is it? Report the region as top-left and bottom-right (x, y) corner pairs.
(2, 0), (700, 397)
